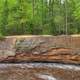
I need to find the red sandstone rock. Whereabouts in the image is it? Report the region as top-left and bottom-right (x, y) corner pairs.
(0, 35), (80, 64)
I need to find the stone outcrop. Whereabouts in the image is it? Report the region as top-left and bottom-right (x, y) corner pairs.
(0, 63), (80, 80)
(0, 35), (80, 64)
(0, 35), (80, 80)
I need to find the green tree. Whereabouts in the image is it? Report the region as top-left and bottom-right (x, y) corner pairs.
(1, 0), (9, 35)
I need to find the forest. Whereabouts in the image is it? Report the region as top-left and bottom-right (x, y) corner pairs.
(0, 0), (80, 36)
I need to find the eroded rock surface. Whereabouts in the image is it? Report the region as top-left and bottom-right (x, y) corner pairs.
(0, 36), (80, 80)
(0, 35), (80, 64)
(0, 63), (80, 80)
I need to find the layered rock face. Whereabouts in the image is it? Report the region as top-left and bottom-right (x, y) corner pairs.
(0, 35), (80, 80)
(0, 35), (80, 64)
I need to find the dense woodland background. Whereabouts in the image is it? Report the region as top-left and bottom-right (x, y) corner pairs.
(0, 0), (80, 36)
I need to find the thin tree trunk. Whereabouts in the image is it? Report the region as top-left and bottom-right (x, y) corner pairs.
(65, 0), (68, 35)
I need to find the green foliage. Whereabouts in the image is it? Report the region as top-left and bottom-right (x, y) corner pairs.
(0, 33), (5, 41)
(0, 0), (80, 35)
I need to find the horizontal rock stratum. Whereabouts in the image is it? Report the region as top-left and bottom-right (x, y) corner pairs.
(0, 35), (80, 64)
(0, 63), (80, 80)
